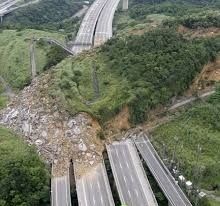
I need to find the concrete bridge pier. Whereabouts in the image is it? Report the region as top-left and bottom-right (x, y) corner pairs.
(122, 0), (128, 10)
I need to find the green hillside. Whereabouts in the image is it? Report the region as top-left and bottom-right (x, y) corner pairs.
(48, 29), (219, 124)
(0, 126), (50, 205)
(152, 88), (220, 205)
(0, 29), (65, 90)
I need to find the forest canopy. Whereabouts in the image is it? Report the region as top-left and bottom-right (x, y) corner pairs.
(101, 29), (219, 124)
(0, 126), (50, 206)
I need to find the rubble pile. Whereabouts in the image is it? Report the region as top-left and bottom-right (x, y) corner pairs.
(0, 74), (103, 176)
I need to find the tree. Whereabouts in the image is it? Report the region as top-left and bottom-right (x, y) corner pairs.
(0, 126), (50, 206)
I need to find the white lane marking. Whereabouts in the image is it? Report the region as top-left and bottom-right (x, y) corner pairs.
(135, 189), (139, 197)
(82, 179), (89, 206)
(65, 176), (68, 206)
(55, 179), (59, 206)
(90, 181), (97, 206)
(93, 195), (96, 205)
(130, 174), (134, 183)
(128, 190), (132, 199)
(126, 161), (129, 169)
(123, 175), (127, 184)
(138, 137), (188, 205)
(101, 195), (104, 205)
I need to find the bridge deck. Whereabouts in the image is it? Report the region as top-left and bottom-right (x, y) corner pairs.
(72, 0), (107, 54)
(75, 162), (115, 206)
(106, 139), (158, 206)
(51, 173), (72, 206)
(94, 0), (120, 46)
(134, 135), (193, 206)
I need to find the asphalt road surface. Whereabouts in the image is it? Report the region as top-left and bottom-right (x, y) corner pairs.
(106, 139), (158, 206)
(94, 0), (120, 46)
(76, 162), (115, 206)
(72, 0), (107, 54)
(51, 174), (72, 206)
(135, 135), (193, 206)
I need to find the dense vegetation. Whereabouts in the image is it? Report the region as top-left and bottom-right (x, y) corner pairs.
(128, 0), (220, 29)
(180, 11), (220, 29)
(2, 0), (83, 30)
(50, 29), (219, 125)
(102, 29), (219, 124)
(42, 44), (69, 70)
(152, 87), (220, 205)
(0, 126), (50, 206)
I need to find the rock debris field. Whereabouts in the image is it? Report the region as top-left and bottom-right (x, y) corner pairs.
(0, 74), (104, 177)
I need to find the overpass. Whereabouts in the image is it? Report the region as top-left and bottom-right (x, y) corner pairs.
(71, 0), (108, 54)
(106, 139), (158, 206)
(134, 135), (193, 206)
(75, 162), (115, 206)
(0, 0), (39, 17)
(94, 0), (120, 46)
(51, 170), (72, 206)
(0, 0), (18, 16)
(38, 38), (74, 55)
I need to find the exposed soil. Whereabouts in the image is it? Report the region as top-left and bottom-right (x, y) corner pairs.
(104, 106), (131, 141)
(178, 25), (220, 38)
(1, 52), (220, 177)
(0, 73), (104, 177)
(129, 28), (148, 36)
(187, 57), (220, 95)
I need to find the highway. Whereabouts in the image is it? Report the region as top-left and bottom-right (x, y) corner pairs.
(51, 172), (72, 206)
(94, 0), (120, 46)
(0, 0), (18, 15)
(135, 135), (193, 206)
(106, 139), (158, 206)
(71, 0), (107, 54)
(0, 0), (39, 16)
(75, 162), (115, 206)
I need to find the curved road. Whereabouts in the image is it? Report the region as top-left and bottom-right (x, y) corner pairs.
(94, 0), (120, 46)
(71, 0), (108, 54)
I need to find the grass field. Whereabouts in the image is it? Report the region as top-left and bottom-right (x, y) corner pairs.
(151, 88), (220, 205)
(49, 51), (129, 122)
(209, 199), (220, 206)
(0, 29), (65, 90)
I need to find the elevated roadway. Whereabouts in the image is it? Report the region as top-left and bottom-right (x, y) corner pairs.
(0, 0), (18, 15)
(135, 135), (193, 206)
(94, 0), (120, 46)
(106, 139), (158, 206)
(38, 37), (74, 55)
(51, 170), (72, 206)
(75, 162), (115, 206)
(71, 0), (108, 54)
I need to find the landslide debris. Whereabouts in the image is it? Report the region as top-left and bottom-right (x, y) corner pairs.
(0, 73), (104, 176)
